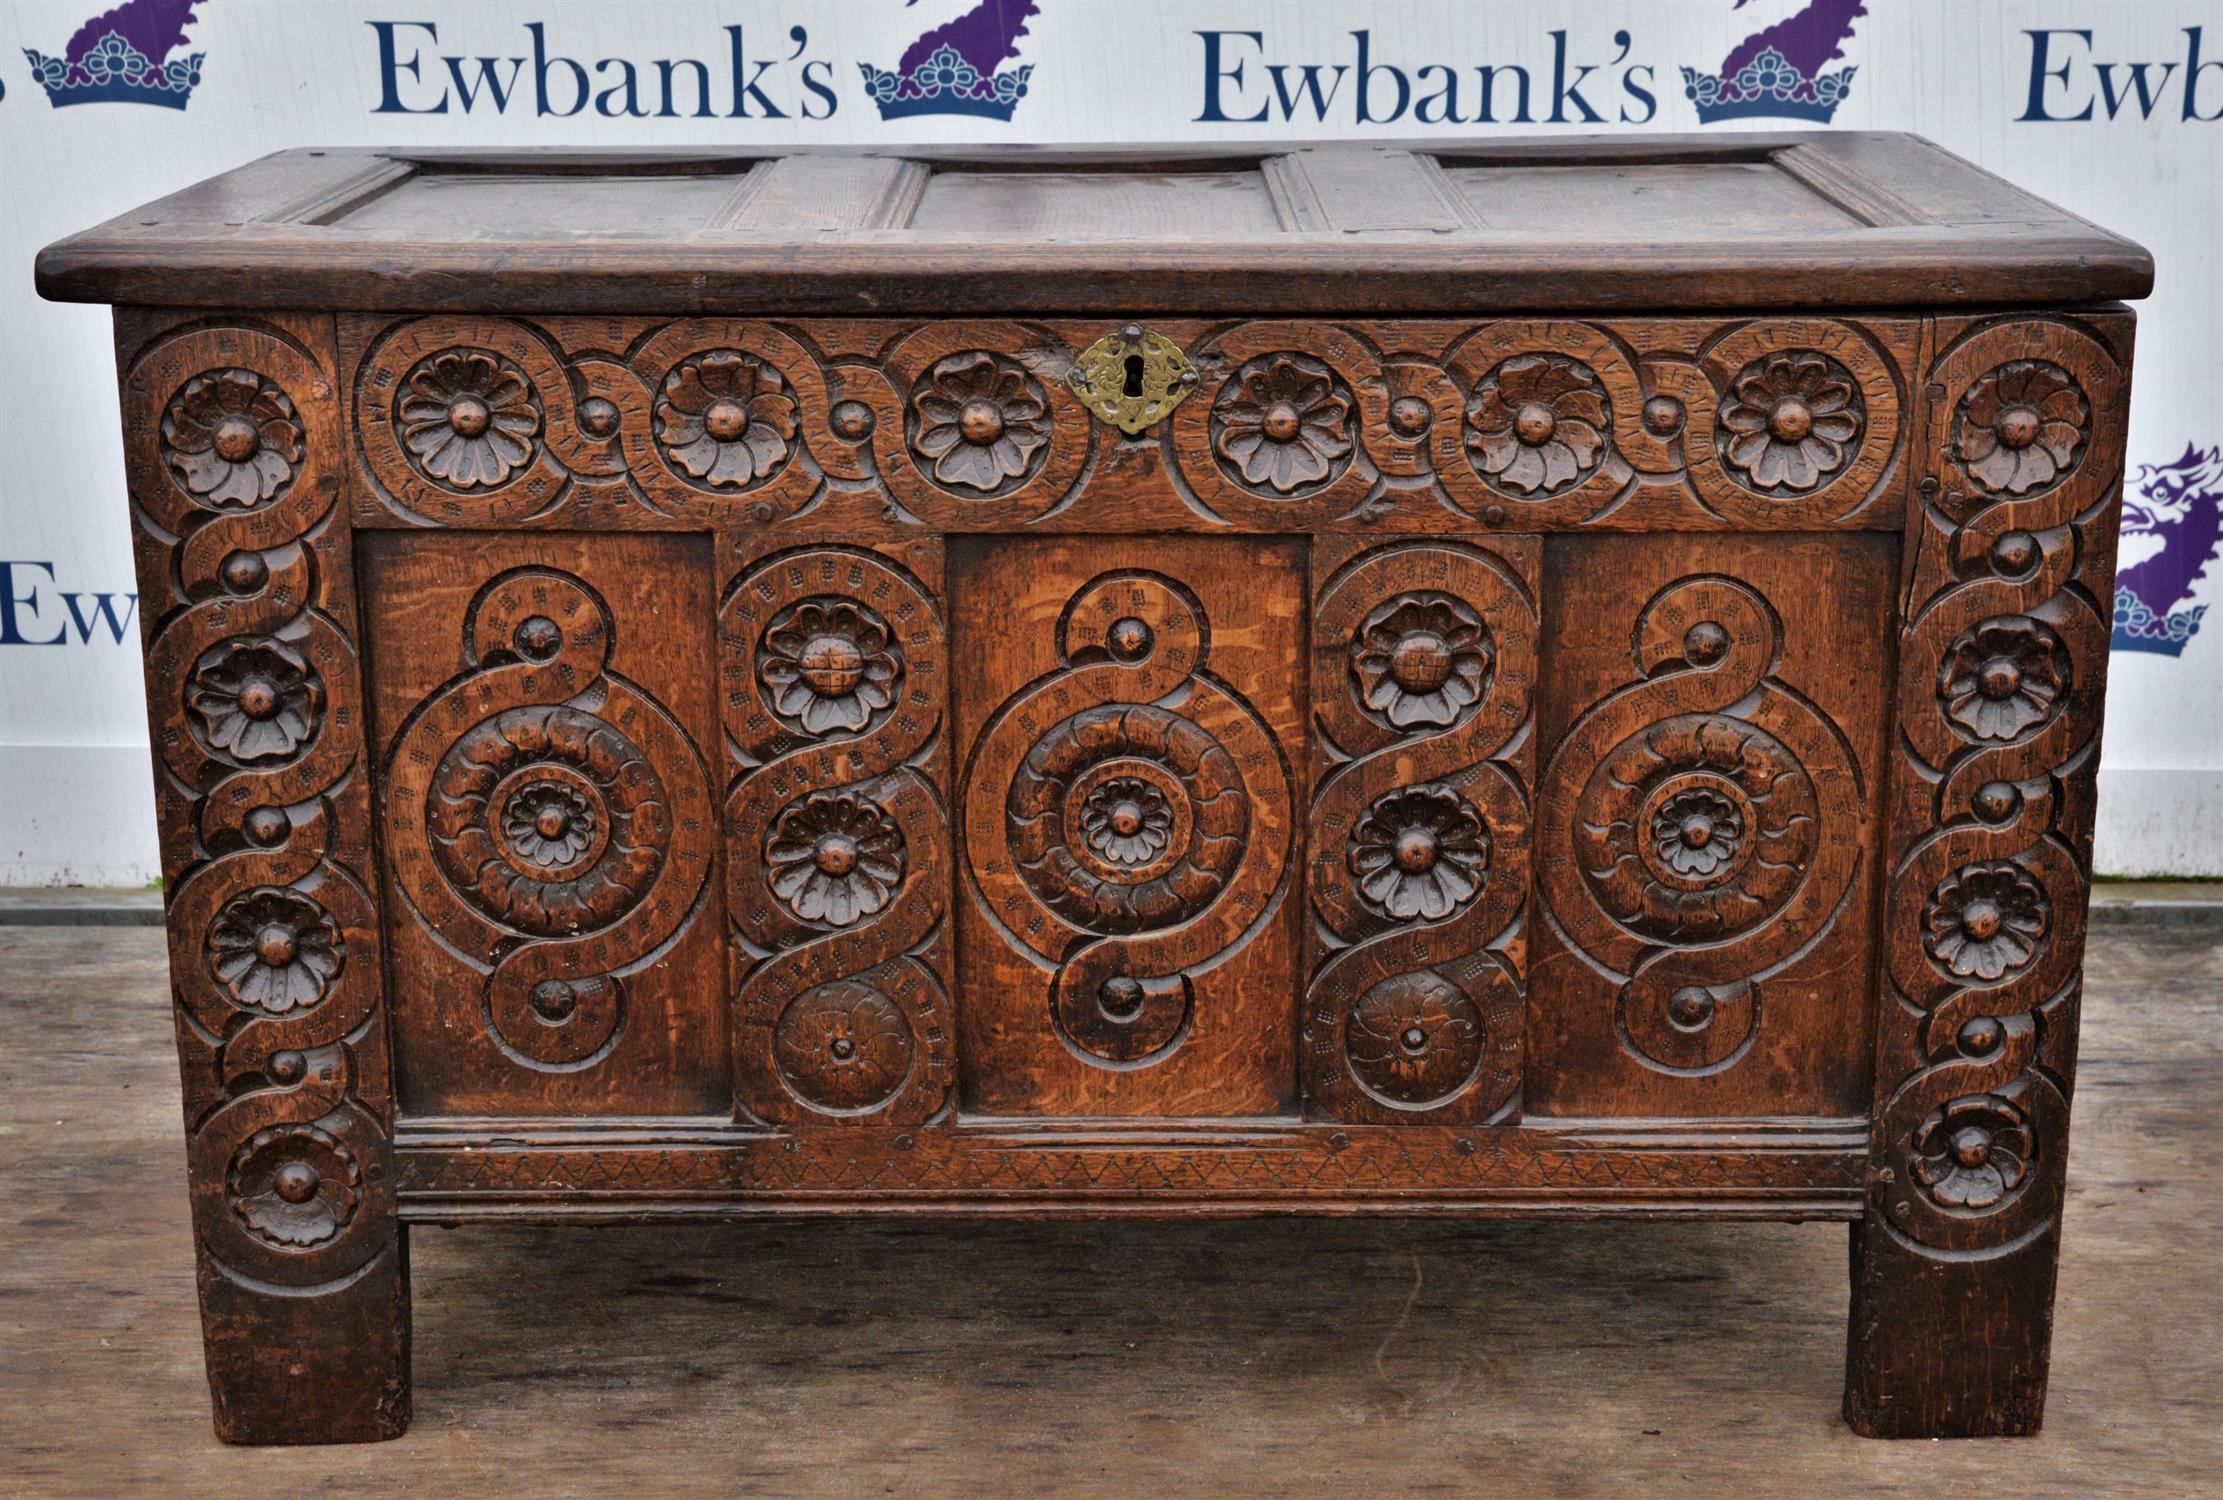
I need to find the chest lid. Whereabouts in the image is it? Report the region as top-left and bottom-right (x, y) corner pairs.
(37, 133), (2149, 315)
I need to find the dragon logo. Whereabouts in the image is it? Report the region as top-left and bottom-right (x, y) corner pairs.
(22, 0), (205, 109)
(858, 0), (1039, 121)
(2114, 443), (2223, 657)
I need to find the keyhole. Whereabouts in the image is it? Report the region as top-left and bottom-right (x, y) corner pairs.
(1122, 353), (1146, 398)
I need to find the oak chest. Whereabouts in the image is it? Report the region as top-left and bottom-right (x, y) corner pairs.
(38, 134), (2151, 1444)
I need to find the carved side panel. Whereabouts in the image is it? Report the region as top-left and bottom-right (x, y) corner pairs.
(340, 314), (1916, 537)
(721, 539), (954, 1126)
(118, 312), (408, 1440)
(954, 537), (1302, 1116)
(1529, 535), (1890, 1116)
(1869, 315), (2129, 1255)
(364, 533), (725, 1114)
(1303, 539), (1537, 1124)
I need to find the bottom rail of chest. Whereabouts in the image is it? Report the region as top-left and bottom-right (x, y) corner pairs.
(390, 1117), (1867, 1221)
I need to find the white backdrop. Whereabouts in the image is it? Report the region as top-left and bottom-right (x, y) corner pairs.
(2, 0), (2218, 884)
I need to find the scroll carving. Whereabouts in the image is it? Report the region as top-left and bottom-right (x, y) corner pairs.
(1873, 316), (2126, 1258)
(723, 546), (953, 1125)
(1304, 542), (1534, 1123)
(962, 571), (1291, 1068)
(343, 314), (1916, 536)
(1538, 576), (1863, 1075)
(120, 318), (398, 1299)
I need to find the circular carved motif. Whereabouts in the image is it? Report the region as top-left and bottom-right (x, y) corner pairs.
(1350, 786), (1490, 922)
(1923, 861), (2050, 982)
(1575, 714), (1818, 942)
(205, 886), (345, 1016)
(910, 351), (1051, 493)
(655, 349), (800, 489)
(1939, 616), (2069, 744)
(1344, 972), (1487, 1109)
(1911, 1093), (2035, 1211)
(773, 978), (917, 1114)
(1465, 353), (1612, 497)
(160, 368), (304, 510)
(397, 348), (541, 489)
(427, 704), (668, 938)
(1348, 593), (1494, 730)
(227, 1123), (360, 1251)
(766, 791), (906, 929)
(1211, 352), (1356, 495)
(1007, 703), (1249, 935)
(185, 637), (323, 764)
(1716, 351), (1864, 494)
(1952, 360), (2089, 497)
(757, 598), (902, 735)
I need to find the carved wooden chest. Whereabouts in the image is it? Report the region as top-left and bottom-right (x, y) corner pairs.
(39, 135), (2151, 1444)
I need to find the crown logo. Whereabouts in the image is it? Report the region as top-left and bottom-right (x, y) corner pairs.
(1683, 0), (1865, 125)
(859, 0), (1038, 122)
(23, 0), (205, 110)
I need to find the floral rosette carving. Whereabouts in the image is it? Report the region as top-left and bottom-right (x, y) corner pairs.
(1952, 360), (2089, 497)
(1343, 972), (1487, 1109)
(1938, 618), (2068, 744)
(909, 351), (1051, 493)
(655, 349), (799, 489)
(205, 887), (346, 1016)
(1923, 862), (2049, 983)
(1350, 786), (1490, 922)
(227, 1124), (361, 1251)
(765, 791), (907, 929)
(1465, 353), (1612, 497)
(1211, 352), (1356, 495)
(397, 348), (542, 489)
(185, 637), (323, 764)
(1910, 1094), (2035, 1212)
(1716, 351), (1863, 493)
(1349, 593), (1494, 730)
(160, 369), (304, 509)
(772, 979), (918, 1113)
(758, 598), (902, 735)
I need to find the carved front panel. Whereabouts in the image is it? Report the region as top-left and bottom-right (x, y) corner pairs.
(953, 537), (1302, 1116)
(1528, 534), (1892, 1117)
(340, 314), (1916, 537)
(363, 533), (725, 1114)
(1303, 538), (1537, 1124)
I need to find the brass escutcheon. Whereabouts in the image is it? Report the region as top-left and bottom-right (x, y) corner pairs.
(1066, 324), (1199, 436)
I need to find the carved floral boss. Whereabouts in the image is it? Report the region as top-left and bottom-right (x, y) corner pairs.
(345, 316), (1904, 527)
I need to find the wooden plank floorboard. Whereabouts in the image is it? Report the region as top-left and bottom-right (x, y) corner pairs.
(3, 924), (2217, 1497)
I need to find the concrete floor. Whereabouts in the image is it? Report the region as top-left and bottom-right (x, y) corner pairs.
(2, 923), (2218, 1498)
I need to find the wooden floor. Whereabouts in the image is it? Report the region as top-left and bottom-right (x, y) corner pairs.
(3, 924), (2217, 1498)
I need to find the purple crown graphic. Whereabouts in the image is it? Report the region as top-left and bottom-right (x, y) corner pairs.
(2114, 443), (2223, 657)
(23, 0), (205, 110)
(859, 0), (1037, 122)
(1682, 0), (1863, 125)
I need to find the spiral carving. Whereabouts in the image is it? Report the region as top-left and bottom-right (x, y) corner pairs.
(1873, 318), (2125, 1257)
(121, 319), (398, 1296)
(1539, 577), (1863, 1075)
(383, 568), (713, 1070)
(963, 572), (1290, 1066)
(723, 546), (953, 1125)
(1304, 542), (1534, 1123)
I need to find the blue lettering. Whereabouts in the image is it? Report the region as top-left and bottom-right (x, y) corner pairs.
(0, 562), (65, 646)
(2020, 29), (2096, 121)
(1195, 31), (1268, 123)
(368, 20), (447, 114)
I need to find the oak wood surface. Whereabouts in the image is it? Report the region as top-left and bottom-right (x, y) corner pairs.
(34, 135), (2153, 314)
(4, 922), (2214, 1496)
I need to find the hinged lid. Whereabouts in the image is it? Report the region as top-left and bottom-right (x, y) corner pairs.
(37, 134), (2151, 315)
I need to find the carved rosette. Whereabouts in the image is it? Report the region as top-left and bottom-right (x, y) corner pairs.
(963, 572), (1291, 1067)
(724, 546), (953, 1126)
(1538, 577), (1863, 1075)
(1210, 352), (1357, 495)
(1875, 316), (2127, 1258)
(122, 318), (397, 1299)
(382, 568), (714, 1070)
(1306, 542), (1534, 1123)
